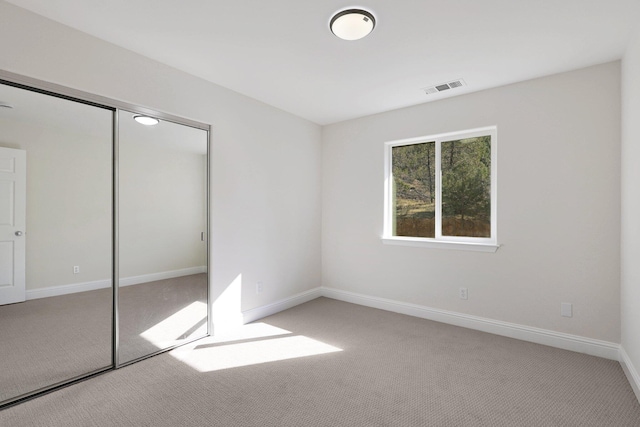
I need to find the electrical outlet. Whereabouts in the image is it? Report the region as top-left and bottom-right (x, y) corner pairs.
(73, 266), (80, 274)
(459, 287), (468, 300)
(256, 282), (264, 294)
(561, 303), (572, 318)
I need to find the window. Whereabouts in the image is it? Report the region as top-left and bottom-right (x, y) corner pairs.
(383, 127), (498, 252)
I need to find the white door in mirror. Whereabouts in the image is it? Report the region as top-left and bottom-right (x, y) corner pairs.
(0, 147), (26, 305)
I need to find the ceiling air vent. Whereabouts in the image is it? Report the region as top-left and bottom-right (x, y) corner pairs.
(423, 79), (466, 95)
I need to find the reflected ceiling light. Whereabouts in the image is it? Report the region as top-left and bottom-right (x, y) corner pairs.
(133, 115), (160, 126)
(330, 8), (376, 41)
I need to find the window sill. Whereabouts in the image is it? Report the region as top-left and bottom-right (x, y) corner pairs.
(382, 237), (500, 252)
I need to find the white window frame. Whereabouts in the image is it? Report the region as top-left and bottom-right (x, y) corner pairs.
(382, 126), (499, 252)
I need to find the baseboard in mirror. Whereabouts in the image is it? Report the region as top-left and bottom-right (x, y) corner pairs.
(26, 279), (111, 300)
(320, 286), (620, 361)
(25, 266), (207, 300)
(118, 266), (207, 287)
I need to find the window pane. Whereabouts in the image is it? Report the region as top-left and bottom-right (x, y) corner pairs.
(392, 142), (436, 237)
(441, 136), (491, 237)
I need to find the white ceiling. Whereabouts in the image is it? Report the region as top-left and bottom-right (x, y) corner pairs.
(5, 0), (640, 125)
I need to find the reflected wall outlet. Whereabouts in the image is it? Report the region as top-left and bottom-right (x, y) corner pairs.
(256, 282), (264, 294)
(561, 303), (572, 317)
(459, 287), (468, 300)
(73, 266), (80, 274)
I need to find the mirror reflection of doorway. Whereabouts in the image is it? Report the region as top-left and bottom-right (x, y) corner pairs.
(0, 147), (26, 305)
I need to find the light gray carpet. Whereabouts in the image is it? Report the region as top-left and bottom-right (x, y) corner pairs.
(118, 273), (207, 364)
(0, 274), (207, 403)
(1, 297), (639, 426)
(0, 287), (111, 403)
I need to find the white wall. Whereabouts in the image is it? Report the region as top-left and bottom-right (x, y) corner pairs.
(322, 62), (621, 343)
(622, 29), (640, 397)
(0, 2), (322, 323)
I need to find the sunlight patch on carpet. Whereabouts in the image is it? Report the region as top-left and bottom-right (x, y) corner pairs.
(170, 334), (342, 372)
(140, 301), (207, 348)
(196, 322), (292, 346)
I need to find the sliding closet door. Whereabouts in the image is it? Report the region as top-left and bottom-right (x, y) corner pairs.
(117, 110), (208, 365)
(0, 82), (113, 405)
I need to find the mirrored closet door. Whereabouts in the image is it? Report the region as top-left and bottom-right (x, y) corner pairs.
(0, 74), (210, 408)
(0, 82), (113, 403)
(118, 110), (209, 365)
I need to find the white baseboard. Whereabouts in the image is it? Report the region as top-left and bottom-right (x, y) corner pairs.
(26, 278), (111, 300)
(321, 287), (620, 361)
(118, 266), (207, 287)
(242, 288), (323, 324)
(217, 285), (636, 403)
(26, 266), (207, 300)
(620, 347), (640, 403)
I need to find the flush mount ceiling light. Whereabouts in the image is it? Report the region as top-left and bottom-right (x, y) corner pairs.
(133, 115), (160, 126)
(330, 8), (376, 41)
